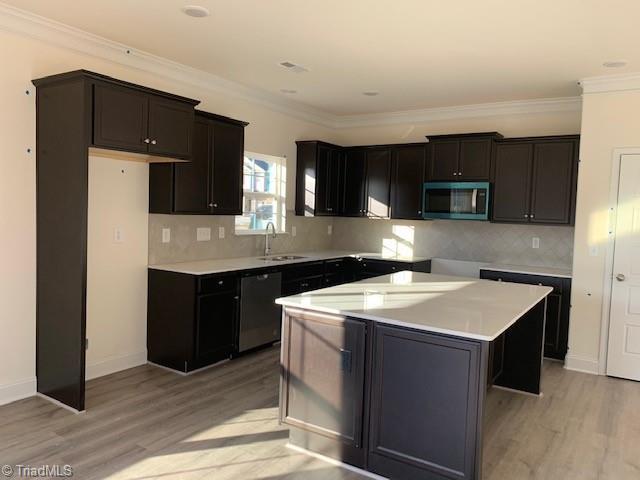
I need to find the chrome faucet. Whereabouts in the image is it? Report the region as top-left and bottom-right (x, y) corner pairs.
(264, 221), (277, 256)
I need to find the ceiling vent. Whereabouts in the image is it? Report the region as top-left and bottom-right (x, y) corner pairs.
(279, 61), (308, 73)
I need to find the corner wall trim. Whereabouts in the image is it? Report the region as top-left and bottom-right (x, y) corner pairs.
(0, 377), (36, 406)
(564, 354), (600, 375)
(85, 351), (148, 380)
(579, 72), (640, 95)
(0, 2), (582, 129)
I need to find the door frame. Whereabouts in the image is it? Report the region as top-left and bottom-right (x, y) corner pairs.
(598, 148), (640, 375)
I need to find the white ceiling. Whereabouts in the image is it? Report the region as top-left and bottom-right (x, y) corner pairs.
(5, 0), (640, 116)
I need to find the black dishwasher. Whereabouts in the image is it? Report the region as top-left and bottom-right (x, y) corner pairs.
(238, 272), (282, 352)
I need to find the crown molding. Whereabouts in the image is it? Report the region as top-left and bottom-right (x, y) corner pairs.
(333, 96), (582, 128)
(0, 2), (583, 130)
(0, 2), (336, 127)
(579, 72), (640, 95)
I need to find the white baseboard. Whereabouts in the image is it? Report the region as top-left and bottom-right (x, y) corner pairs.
(564, 354), (600, 375)
(0, 377), (36, 406)
(36, 393), (84, 414)
(85, 350), (147, 380)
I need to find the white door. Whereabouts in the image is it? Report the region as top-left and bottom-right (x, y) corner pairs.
(608, 154), (640, 380)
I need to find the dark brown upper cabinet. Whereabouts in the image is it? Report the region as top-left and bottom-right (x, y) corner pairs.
(365, 147), (392, 219)
(295, 141), (342, 216)
(426, 132), (502, 181)
(492, 143), (533, 223)
(492, 135), (579, 225)
(390, 144), (427, 220)
(92, 77), (198, 160)
(150, 111), (248, 215)
(341, 148), (367, 217)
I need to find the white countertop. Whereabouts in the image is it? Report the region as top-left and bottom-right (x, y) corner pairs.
(276, 271), (552, 341)
(148, 250), (431, 276)
(481, 263), (572, 279)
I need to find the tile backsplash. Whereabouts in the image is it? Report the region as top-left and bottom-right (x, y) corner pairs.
(148, 212), (334, 264)
(330, 217), (574, 268)
(150, 213), (574, 269)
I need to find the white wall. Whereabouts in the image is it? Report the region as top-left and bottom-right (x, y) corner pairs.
(0, 28), (337, 405)
(334, 110), (581, 145)
(86, 155), (149, 380)
(566, 87), (640, 374)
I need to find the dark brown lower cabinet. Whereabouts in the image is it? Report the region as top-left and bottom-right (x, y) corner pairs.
(148, 269), (238, 372)
(479, 269), (571, 360)
(195, 288), (239, 368)
(280, 310), (368, 467)
(368, 326), (483, 480)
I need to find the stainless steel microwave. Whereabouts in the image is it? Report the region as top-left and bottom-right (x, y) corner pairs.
(423, 182), (490, 220)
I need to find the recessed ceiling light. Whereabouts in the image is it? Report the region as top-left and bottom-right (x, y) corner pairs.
(280, 89), (297, 94)
(362, 91), (379, 96)
(603, 60), (627, 68)
(181, 5), (210, 18)
(279, 61), (308, 74)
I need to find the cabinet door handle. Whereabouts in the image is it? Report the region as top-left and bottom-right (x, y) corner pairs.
(530, 214), (535, 219)
(418, 210), (422, 214)
(143, 138), (150, 144)
(151, 139), (157, 145)
(453, 172), (458, 176)
(524, 214), (529, 218)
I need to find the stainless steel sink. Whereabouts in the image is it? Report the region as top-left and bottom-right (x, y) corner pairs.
(258, 255), (307, 262)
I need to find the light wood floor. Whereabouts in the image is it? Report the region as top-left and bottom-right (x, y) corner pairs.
(1, 347), (639, 480)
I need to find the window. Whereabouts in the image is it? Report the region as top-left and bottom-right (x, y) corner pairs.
(235, 151), (286, 234)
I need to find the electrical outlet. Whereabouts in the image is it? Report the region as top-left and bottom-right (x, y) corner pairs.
(532, 237), (540, 249)
(328, 225), (333, 235)
(218, 227), (225, 239)
(292, 226), (297, 237)
(162, 228), (171, 243)
(113, 227), (124, 243)
(196, 227), (211, 242)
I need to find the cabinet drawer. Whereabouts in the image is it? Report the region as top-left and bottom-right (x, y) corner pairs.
(323, 273), (345, 288)
(282, 275), (324, 296)
(281, 261), (325, 282)
(479, 270), (563, 294)
(360, 259), (406, 275)
(198, 273), (239, 294)
(324, 258), (346, 272)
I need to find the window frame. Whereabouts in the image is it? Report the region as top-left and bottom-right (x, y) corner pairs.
(234, 151), (287, 236)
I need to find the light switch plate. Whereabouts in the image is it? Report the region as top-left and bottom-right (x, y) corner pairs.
(114, 227), (124, 243)
(161, 228), (171, 244)
(218, 227), (225, 239)
(292, 226), (297, 237)
(328, 225), (333, 235)
(532, 237), (540, 249)
(197, 227), (211, 242)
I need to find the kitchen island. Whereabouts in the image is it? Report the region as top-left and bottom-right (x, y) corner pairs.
(276, 271), (552, 480)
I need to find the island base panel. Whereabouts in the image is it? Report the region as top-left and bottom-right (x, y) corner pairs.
(368, 325), (487, 480)
(494, 298), (547, 395)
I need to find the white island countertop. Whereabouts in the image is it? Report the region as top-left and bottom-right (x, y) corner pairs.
(148, 250), (430, 276)
(276, 271), (552, 341)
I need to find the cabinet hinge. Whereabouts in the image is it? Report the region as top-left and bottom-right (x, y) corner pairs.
(85, 338), (89, 350)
